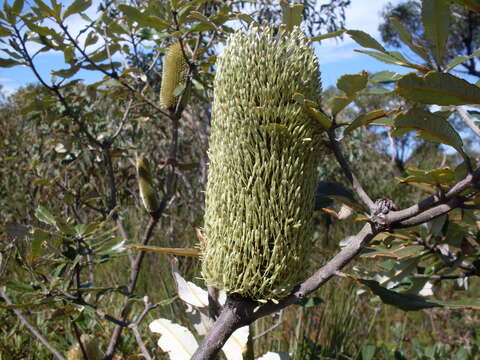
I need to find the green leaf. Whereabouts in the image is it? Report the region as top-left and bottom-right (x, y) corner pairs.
(361, 245), (426, 260)
(337, 71), (368, 97)
(370, 71), (402, 83)
(359, 279), (442, 311)
(310, 29), (346, 42)
(445, 48), (480, 71)
(12, 0), (24, 16)
(422, 0), (450, 66)
(344, 109), (388, 136)
(393, 107), (464, 153)
(63, 0), (91, 19)
(124, 244), (201, 257)
(0, 58), (23, 67)
(398, 167), (456, 186)
(32, 0), (55, 17)
(280, 1), (304, 31)
(389, 16), (429, 61)
(355, 50), (425, 71)
(118, 5), (169, 31)
(293, 93), (331, 129)
(35, 205), (56, 226)
(331, 96), (353, 115)
(315, 181), (365, 212)
(31, 228), (48, 258)
(347, 30), (386, 52)
(396, 72), (480, 105)
(187, 10), (217, 30)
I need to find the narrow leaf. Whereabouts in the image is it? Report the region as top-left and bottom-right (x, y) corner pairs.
(171, 258), (208, 308)
(124, 244), (200, 257)
(310, 29), (346, 42)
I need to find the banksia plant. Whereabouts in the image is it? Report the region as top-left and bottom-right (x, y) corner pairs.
(201, 26), (322, 300)
(66, 335), (103, 360)
(136, 156), (160, 214)
(159, 42), (188, 110)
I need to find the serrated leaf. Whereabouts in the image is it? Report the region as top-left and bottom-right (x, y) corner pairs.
(119, 5), (169, 31)
(422, 0), (450, 66)
(149, 318), (198, 360)
(310, 29), (346, 42)
(347, 30), (385, 52)
(343, 109), (388, 136)
(397, 72), (480, 105)
(393, 107), (464, 153)
(337, 71), (368, 97)
(63, 0), (91, 19)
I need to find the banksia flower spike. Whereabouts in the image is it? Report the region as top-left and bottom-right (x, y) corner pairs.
(159, 42), (188, 110)
(202, 26), (322, 300)
(136, 156), (160, 214)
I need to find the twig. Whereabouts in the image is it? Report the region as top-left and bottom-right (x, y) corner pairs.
(131, 325), (153, 360)
(0, 288), (66, 360)
(456, 106), (480, 138)
(328, 130), (375, 211)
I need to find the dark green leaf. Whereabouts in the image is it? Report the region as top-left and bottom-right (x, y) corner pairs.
(63, 0), (91, 19)
(314, 181), (363, 212)
(396, 72), (480, 105)
(347, 30), (386, 52)
(445, 48), (480, 71)
(389, 16), (429, 61)
(422, 0), (450, 66)
(359, 279), (442, 311)
(393, 107), (464, 152)
(337, 71), (368, 97)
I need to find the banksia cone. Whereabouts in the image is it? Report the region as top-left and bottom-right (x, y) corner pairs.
(66, 335), (102, 360)
(201, 26), (322, 300)
(159, 42), (187, 110)
(136, 156), (160, 214)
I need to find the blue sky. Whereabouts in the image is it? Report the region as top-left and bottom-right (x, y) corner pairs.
(0, 0), (407, 95)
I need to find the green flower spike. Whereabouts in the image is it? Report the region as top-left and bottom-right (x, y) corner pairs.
(201, 25), (322, 300)
(136, 156), (160, 214)
(159, 42), (187, 110)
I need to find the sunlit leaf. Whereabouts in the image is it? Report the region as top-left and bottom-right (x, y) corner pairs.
(35, 205), (56, 226)
(222, 325), (249, 360)
(347, 30), (385, 52)
(149, 318), (198, 360)
(124, 244), (200, 257)
(171, 257), (208, 308)
(310, 29), (346, 42)
(257, 353), (290, 360)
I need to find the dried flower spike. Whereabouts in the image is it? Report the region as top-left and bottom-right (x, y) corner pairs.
(201, 26), (322, 300)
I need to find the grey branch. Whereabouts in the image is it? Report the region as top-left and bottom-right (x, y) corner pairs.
(456, 106), (480, 138)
